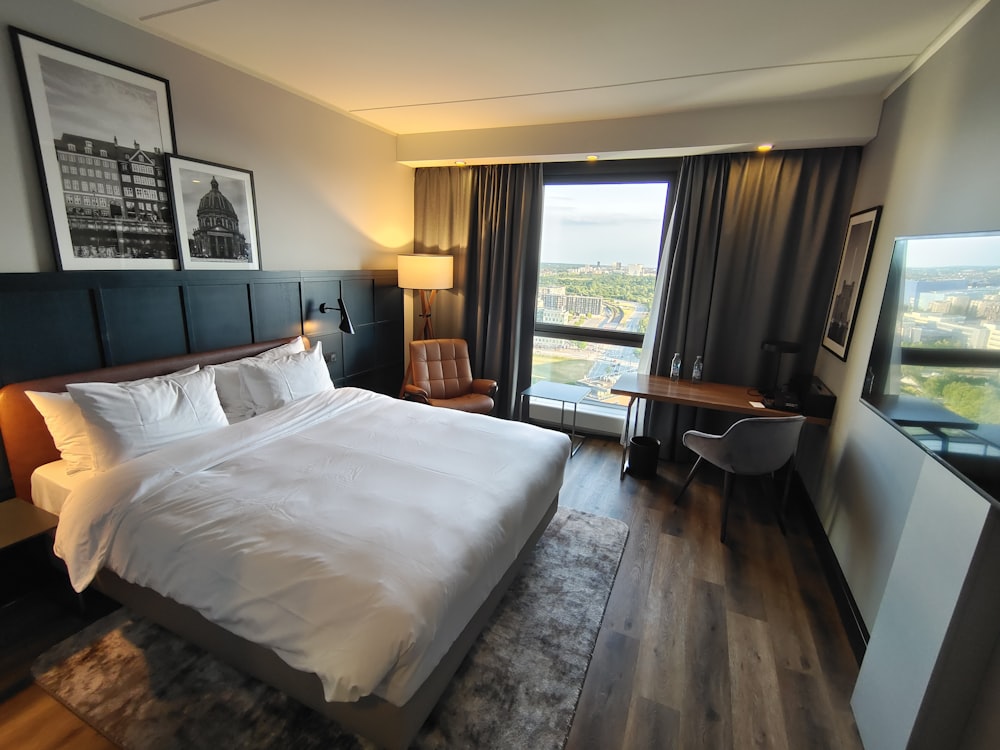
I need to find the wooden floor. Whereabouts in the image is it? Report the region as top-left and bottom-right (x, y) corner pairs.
(562, 438), (863, 750)
(0, 436), (864, 749)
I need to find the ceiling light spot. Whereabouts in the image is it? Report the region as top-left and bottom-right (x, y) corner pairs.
(757, 143), (774, 152)
(586, 155), (599, 162)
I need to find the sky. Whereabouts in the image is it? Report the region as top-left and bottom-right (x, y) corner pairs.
(540, 183), (668, 267)
(40, 54), (169, 150)
(903, 233), (1000, 268)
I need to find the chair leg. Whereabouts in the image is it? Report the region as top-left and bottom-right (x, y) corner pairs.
(674, 457), (703, 504)
(721, 471), (733, 544)
(773, 457), (796, 536)
(771, 472), (788, 536)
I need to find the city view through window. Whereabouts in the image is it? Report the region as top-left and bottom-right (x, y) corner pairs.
(532, 182), (669, 409)
(889, 234), (1000, 456)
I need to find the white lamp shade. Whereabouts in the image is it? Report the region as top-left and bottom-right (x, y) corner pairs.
(397, 254), (454, 290)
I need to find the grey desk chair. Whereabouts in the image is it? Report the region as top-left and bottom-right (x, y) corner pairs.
(675, 415), (806, 543)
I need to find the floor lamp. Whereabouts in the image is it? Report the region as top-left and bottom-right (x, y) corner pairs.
(397, 254), (454, 339)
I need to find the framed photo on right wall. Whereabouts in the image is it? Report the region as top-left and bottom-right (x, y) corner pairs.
(822, 206), (882, 360)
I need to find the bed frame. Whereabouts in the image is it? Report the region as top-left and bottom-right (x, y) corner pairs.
(0, 338), (558, 749)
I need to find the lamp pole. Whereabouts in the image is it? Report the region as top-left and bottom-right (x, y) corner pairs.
(419, 289), (439, 339)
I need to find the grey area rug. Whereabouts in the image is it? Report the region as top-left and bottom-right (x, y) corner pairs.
(33, 507), (628, 750)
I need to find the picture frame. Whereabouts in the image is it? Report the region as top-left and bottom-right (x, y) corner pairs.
(9, 27), (179, 270)
(167, 155), (261, 271)
(822, 206), (882, 360)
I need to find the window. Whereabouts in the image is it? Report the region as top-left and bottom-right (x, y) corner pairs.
(530, 161), (676, 430)
(864, 232), (1000, 502)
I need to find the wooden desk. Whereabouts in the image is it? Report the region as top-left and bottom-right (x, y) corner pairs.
(611, 372), (828, 479)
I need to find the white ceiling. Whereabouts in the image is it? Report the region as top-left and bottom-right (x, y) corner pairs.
(75, 0), (978, 137)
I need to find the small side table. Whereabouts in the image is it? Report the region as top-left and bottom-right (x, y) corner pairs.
(519, 381), (591, 457)
(0, 497), (58, 550)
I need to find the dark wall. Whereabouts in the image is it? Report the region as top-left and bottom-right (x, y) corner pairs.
(0, 268), (403, 498)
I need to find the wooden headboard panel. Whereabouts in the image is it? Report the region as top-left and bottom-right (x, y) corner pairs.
(0, 336), (304, 504)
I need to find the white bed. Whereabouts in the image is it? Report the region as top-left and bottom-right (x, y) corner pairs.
(0, 337), (570, 749)
(30, 459), (91, 515)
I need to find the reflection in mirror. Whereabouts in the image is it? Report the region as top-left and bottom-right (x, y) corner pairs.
(863, 232), (1000, 505)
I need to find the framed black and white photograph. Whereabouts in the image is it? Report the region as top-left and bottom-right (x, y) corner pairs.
(167, 155), (261, 271)
(822, 206), (882, 360)
(10, 27), (178, 270)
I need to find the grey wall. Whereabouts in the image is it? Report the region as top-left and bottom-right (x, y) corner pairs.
(809, 0), (999, 638)
(0, 0), (414, 274)
(797, 1), (1000, 746)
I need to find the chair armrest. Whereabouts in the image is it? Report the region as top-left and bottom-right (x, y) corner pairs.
(471, 379), (498, 397)
(402, 384), (430, 404)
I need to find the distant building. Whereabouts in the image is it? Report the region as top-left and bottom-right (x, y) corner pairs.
(538, 286), (603, 316)
(536, 307), (569, 325)
(826, 279), (856, 345)
(54, 133), (174, 259)
(190, 177), (249, 261)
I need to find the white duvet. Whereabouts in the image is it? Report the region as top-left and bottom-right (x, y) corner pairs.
(54, 387), (569, 706)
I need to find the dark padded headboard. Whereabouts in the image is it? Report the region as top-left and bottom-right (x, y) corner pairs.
(0, 336), (305, 503)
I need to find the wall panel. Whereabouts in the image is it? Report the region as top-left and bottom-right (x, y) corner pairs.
(0, 288), (102, 382)
(100, 286), (187, 365)
(186, 284), (254, 352)
(251, 281), (302, 342)
(0, 269), (401, 499)
(342, 278), (375, 327)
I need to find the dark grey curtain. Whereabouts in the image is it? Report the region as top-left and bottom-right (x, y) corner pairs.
(649, 148), (862, 457)
(412, 164), (542, 420)
(464, 164), (543, 419)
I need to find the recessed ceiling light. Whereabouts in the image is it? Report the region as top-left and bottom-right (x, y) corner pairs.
(454, 160), (467, 166)
(757, 144), (774, 152)
(586, 154), (599, 162)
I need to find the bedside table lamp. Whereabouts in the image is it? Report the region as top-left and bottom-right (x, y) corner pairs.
(397, 254), (453, 339)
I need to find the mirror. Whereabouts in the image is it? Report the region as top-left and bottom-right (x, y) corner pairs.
(863, 232), (1000, 506)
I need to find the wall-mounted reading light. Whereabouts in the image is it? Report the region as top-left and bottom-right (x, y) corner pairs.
(319, 298), (355, 334)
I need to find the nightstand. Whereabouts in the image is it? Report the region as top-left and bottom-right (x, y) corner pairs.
(0, 498), (58, 550)
(0, 498), (64, 694)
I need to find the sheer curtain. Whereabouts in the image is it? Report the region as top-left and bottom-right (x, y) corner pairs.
(412, 167), (473, 340)
(644, 148), (862, 457)
(413, 163), (543, 420)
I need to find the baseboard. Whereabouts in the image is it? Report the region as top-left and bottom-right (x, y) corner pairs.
(792, 472), (869, 666)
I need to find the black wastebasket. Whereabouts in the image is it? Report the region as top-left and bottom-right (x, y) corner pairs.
(627, 436), (660, 479)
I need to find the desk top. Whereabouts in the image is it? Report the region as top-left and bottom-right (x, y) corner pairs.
(611, 372), (829, 425)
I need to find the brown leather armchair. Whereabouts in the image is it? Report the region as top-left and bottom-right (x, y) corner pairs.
(401, 339), (498, 414)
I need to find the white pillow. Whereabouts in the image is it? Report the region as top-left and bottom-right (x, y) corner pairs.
(26, 365), (201, 474)
(68, 367), (228, 471)
(207, 337), (306, 422)
(25, 391), (93, 474)
(239, 342), (333, 415)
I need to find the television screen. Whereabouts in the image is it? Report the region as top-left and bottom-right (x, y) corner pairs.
(863, 232), (1000, 505)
